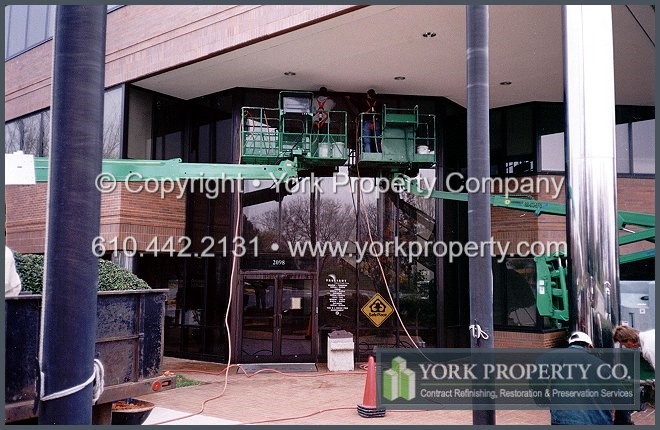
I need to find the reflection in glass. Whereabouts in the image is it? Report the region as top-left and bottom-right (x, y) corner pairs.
(241, 280), (275, 360)
(281, 279), (312, 357)
(103, 86), (123, 158)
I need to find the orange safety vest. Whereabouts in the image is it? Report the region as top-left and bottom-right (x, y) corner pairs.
(314, 97), (330, 129)
(363, 98), (379, 130)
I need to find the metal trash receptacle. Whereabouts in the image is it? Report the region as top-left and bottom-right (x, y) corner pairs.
(327, 330), (354, 371)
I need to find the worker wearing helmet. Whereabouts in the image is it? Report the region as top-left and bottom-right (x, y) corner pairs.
(546, 331), (614, 425)
(567, 330), (594, 348)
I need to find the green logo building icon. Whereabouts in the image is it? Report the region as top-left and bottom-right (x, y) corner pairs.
(383, 356), (416, 400)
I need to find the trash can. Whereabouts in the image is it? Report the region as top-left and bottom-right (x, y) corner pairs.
(327, 330), (354, 371)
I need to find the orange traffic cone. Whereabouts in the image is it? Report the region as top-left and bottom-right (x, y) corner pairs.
(357, 356), (386, 418)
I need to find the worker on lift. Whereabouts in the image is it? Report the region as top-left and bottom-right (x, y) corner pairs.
(345, 89), (382, 153)
(312, 86), (336, 136)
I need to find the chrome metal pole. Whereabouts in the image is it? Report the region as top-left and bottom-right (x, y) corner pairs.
(563, 5), (620, 348)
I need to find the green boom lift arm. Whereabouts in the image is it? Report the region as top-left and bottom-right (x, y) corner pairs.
(395, 173), (655, 326)
(33, 157), (300, 183)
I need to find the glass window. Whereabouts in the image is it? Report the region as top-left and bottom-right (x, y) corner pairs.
(615, 123), (630, 174)
(5, 5), (55, 59)
(5, 122), (21, 153)
(632, 119), (655, 174)
(21, 113), (42, 155)
(6, 5), (28, 58)
(46, 5), (55, 37)
(41, 110), (51, 156)
(103, 86), (124, 158)
(126, 87), (153, 160)
(5, 8), (10, 56)
(506, 106), (534, 157)
(26, 5), (48, 48)
(493, 258), (539, 328)
(4, 111), (48, 156)
(539, 132), (564, 172)
(153, 97), (185, 160)
(539, 120), (655, 176)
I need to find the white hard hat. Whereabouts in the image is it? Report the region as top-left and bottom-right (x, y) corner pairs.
(568, 331), (593, 347)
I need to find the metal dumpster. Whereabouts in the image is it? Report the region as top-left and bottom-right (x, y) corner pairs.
(4, 289), (175, 424)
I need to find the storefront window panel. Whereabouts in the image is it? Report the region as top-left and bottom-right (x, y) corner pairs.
(396, 168), (437, 348)
(126, 86), (153, 160)
(241, 178), (315, 271)
(316, 171), (358, 358)
(356, 182), (397, 359)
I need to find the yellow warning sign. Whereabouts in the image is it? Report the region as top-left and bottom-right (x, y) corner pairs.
(361, 293), (394, 327)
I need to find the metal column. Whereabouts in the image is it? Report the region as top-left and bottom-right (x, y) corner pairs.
(467, 5), (495, 425)
(38, 5), (106, 424)
(563, 5), (620, 348)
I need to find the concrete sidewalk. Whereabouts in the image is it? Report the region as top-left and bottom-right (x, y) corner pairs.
(139, 357), (655, 426)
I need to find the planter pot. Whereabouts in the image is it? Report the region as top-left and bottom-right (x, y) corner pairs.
(111, 399), (155, 425)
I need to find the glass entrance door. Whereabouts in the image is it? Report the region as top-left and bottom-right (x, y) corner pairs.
(241, 275), (314, 362)
(280, 279), (313, 358)
(241, 278), (276, 361)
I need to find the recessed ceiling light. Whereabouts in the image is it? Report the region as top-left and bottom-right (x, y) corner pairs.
(284, 71), (296, 76)
(500, 81), (512, 86)
(422, 32), (436, 38)
(394, 76), (406, 80)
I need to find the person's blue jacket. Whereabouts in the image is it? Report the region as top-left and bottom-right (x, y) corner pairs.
(549, 345), (613, 425)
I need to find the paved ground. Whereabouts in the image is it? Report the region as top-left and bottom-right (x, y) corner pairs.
(139, 357), (656, 426)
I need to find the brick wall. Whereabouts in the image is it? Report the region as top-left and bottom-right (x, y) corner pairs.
(6, 183), (186, 253)
(5, 5), (357, 120)
(5, 184), (48, 252)
(491, 175), (655, 256)
(494, 329), (567, 348)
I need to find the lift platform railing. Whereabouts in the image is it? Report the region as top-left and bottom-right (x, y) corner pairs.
(241, 92), (348, 167)
(357, 105), (436, 167)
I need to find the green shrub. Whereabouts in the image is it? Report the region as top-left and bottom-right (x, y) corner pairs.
(13, 253), (150, 294)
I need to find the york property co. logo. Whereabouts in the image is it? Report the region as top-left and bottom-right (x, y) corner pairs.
(383, 356), (416, 400)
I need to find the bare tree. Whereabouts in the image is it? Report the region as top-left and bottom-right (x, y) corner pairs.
(253, 194), (356, 272)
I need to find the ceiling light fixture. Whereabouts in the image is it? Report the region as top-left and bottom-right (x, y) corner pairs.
(422, 32), (437, 38)
(499, 81), (512, 86)
(394, 76), (406, 80)
(284, 71), (296, 76)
